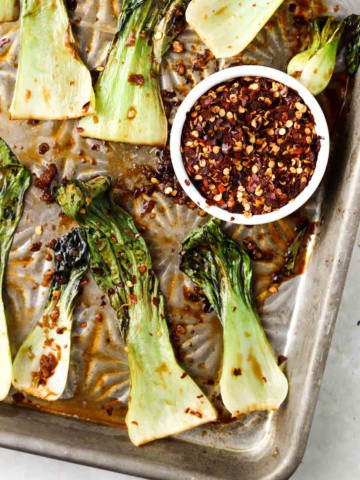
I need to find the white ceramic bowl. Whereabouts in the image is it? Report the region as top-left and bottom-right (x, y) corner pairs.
(170, 65), (330, 225)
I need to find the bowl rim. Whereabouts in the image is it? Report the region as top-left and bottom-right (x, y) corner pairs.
(170, 65), (330, 225)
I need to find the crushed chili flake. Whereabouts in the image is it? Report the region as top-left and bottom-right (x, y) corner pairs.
(38, 353), (58, 385)
(143, 149), (196, 208)
(181, 76), (321, 217)
(38, 142), (50, 155)
(128, 74), (145, 86)
(278, 355), (288, 366)
(33, 163), (58, 204)
(29, 242), (42, 252)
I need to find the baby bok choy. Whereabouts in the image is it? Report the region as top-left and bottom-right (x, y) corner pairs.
(56, 177), (218, 446)
(78, 0), (188, 146)
(0, 139), (30, 401)
(10, 0), (95, 120)
(0, 0), (19, 22)
(186, 0), (285, 58)
(12, 229), (88, 401)
(288, 17), (344, 95)
(180, 219), (288, 417)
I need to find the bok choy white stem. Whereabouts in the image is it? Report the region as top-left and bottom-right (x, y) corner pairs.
(186, 0), (285, 58)
(10, 0), (95, 120)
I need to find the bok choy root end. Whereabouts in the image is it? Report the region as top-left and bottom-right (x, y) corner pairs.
(180, 218), (288, 417)
(10, 0), (95, 120)
(56, 177), (218, 446)
(12, 229), (89, 401)
(0, 139), (30, 401)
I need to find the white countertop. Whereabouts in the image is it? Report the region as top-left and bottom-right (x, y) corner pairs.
(1, 227), (359, 480)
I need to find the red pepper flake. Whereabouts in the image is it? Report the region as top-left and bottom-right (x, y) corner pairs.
(81, 322), (87, 328)
(181, 372), (188, 379)
(33, 163), (57, 204)
(232, 368), (242, 376)
(187, 410), (202, 418)
(175, 324), (186, 337)
(82, 101), (90, 113)
(128, 74), (145, 86)
(29, 242), (42, 252)
(138, 264), (147, 273)
(131, 421), (139, 426)
(110, 233), (117, 243)
(152, 297), (159, 307)
(125, 30), (136, 47)
(38, 143), (50, 155)
(278, 355), (288, 366)
(38, 353), (58, 385)
(56, 327), (66, 334)
(129, 294), (137, 304)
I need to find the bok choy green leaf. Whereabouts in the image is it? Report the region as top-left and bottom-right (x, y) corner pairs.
(56, 177), (218, 446)
(0, 139), (30, 401)
(344, 14), (360, 77)
(12, 229), (88, 401)
(180, 218), (288, 417)
(10, 0), (95, 120)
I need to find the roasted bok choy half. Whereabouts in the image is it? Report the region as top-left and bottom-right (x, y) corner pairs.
(79, 0), (189, 146)
(288, 15), (360, 95)
(288, 17), (344, 95)
(12, 229), (89, 401)
(186, 0), (285, 58)
(180, 219), (288, 417)
(0, 139), (30, 401)
(56, 177), (218, 446)
(0, 0), (19, 22)
(10, 0), (95, 120)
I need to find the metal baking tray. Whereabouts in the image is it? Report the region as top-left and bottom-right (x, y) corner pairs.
(0, 1), (359, 479)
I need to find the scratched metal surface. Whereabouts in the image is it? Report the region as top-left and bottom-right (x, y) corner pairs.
(0, 0), (359, 479)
